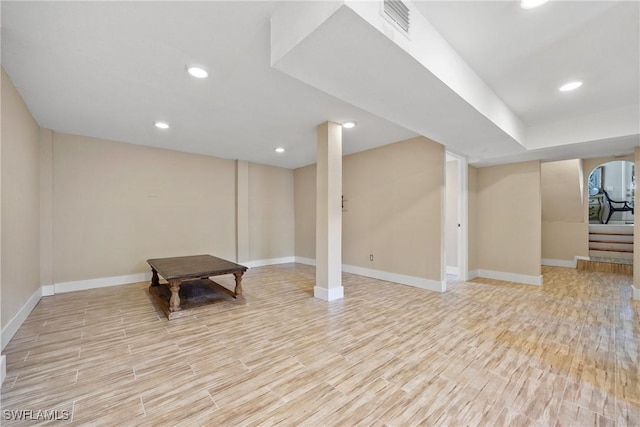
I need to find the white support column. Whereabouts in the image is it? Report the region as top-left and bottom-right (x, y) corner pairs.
(40, 129), (55, 296)
(236, 160), (250, 264)
(315, 121), (344, 301)
(458, 156), (469, 282)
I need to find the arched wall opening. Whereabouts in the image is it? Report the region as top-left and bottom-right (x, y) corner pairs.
(587, 160), (635, 225)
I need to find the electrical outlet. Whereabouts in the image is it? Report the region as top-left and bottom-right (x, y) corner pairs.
(369, 254), (374, 262)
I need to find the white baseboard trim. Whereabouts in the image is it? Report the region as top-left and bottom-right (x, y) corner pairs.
(294, 257), (316, 266)
(53, 259), (301, 295)
(244, 257), (296, 268)
(1, 287), (42, 351)
(314, 285), (344, 301)
(42, 284), (55, 296)
(542, 258), (576, 268)
(467, 270), (479, 280)
(1, 355), (5, 385)
(446, 266), (459, 276)
(633, 286), (639, 301)
(343, 264), (446, 292)
(476, 269), (543, 286)
(54, 272), (152, 294)
(294, 258), (445, 292)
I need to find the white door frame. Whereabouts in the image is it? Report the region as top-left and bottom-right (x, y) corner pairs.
(445, 151), (469, 282)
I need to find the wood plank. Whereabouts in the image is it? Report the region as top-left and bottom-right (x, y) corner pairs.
(577, 259), (633, 276)
(1, 264), (638, 426)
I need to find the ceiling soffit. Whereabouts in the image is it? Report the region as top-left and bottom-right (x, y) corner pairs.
(270, 1), (639, 165)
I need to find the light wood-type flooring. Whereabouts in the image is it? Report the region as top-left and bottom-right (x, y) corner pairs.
(1, 264), (639, 426)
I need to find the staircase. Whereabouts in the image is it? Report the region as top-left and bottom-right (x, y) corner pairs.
(579, 224), (634, 275)
(588, 224), (634, 259)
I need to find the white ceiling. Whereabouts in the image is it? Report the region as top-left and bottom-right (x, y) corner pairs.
(414, 1), (639, 126)
(1, 1), (638, 169)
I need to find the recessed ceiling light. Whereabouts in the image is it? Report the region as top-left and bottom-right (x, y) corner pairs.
(342, 121), (357, 129)
(559, 81), (583, 92)
(275, 147), (285, 153)
(187, 66), (209, 79)
(154, 121), (170, 129)
(520, 0), (548, 9)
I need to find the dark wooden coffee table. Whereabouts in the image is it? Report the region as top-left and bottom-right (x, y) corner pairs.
(147, 254), (248, 320)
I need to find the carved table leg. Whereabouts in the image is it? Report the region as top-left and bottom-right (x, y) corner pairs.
(233, 272), (244, 298)
(169, 280), (182, 312)
(151, 269), (159, 287)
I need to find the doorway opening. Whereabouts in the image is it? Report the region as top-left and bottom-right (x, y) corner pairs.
(587, 160), (634, 225)
(445, 152), (468, 282)
(586, 160), (634, 266)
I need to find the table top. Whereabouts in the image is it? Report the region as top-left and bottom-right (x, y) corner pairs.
(147, 254), (247, 281)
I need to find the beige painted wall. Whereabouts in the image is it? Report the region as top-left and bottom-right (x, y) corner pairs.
(541, 159), (583, 222)
(294, 164), (316, 259)
(468, 165), (478, 272)
(445, 160), (459, 268)
(51, 134), (296, 282)
(350, 137), (444, 280)
(343, 136), (443, 281)
(477, 161), (541, 277)
(52, 133), (238, 282)
(541, 159), (588, 261)
(1, 68), (41, 329)
(542, 222), (587, 261)
(248, 162), (294, 261)
(294, 136), (444, 281)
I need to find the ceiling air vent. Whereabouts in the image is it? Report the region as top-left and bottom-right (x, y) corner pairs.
(384, 0), (410, 33)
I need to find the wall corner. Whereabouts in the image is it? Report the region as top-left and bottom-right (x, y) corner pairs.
(0, 354), (6, 385)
